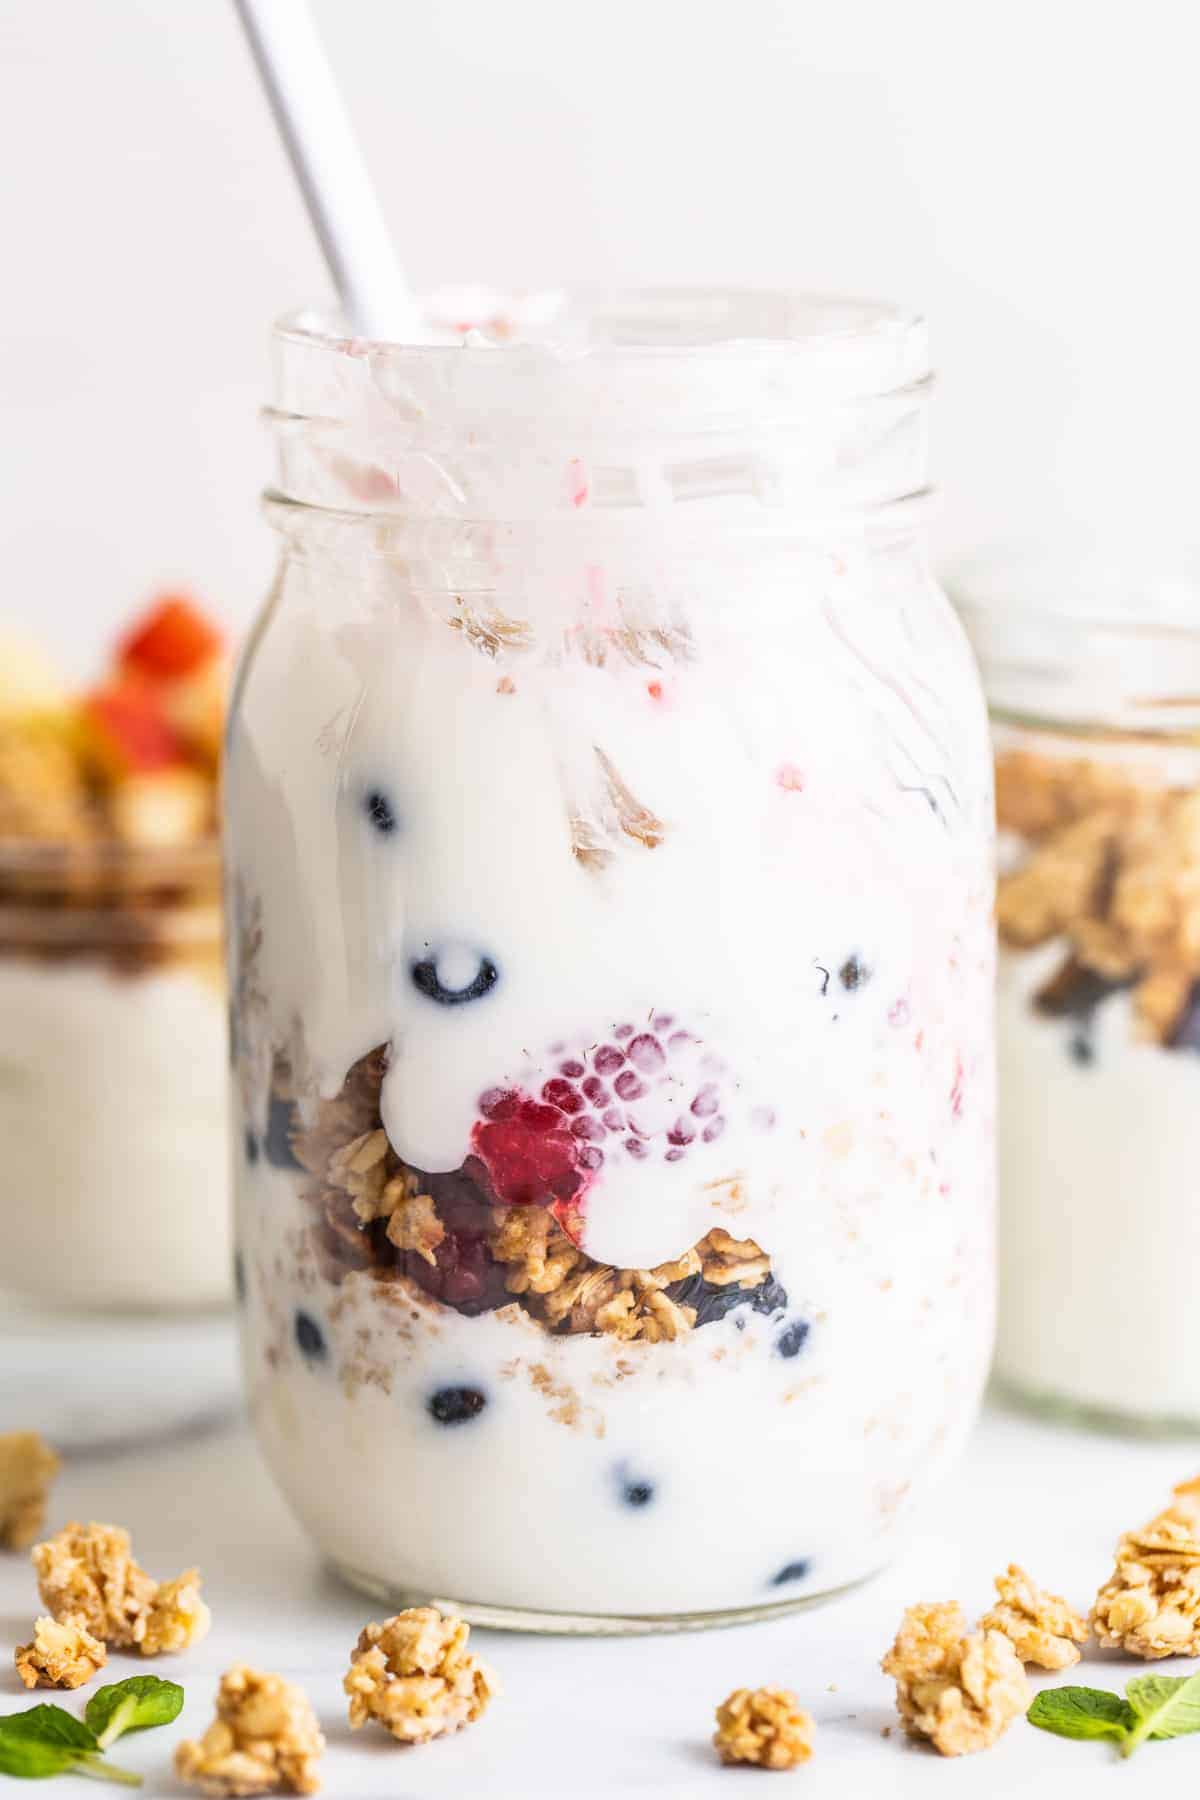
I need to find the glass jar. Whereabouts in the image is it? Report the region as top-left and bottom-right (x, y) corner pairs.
(228, 291), (996, 1630)
(951, 549), (1200, 1432)
(0, 837), (238, 1444)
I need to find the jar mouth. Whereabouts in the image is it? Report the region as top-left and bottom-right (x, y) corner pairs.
(275, 286), (928, 399)
(268, 287), (931, 529)
(947, 546), (1200, 734)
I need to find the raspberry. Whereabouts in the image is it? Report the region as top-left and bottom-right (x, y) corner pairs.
(467, 1011), (774, 1217)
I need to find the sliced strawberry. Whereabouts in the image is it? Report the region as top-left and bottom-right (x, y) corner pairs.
(81, 683), (185, 778)
(118, 595), (224, 681)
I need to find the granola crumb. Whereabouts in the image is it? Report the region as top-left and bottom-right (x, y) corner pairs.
(14, 1615), (107, 1689)
(174, 1665), (324, 1795)
(981, 1563), (1088, 1669)
(0, 1432), (60, 1551)
(344, 1607), (497, 1745)
(1091, 1476), (1200, 1658)
(31, 1521), (210, 1654)
(881, 1601), (1029, 1756)
(140, 1568), (212, 1655)
(712, 1686), (814, 1770)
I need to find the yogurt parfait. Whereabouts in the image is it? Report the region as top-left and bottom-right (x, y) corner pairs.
(0, 597), (231, 1313)
(229, 291), (996, 1627)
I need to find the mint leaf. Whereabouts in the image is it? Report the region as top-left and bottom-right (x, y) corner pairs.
(1122, 1671), (1200, 1756)
(84, 1678), (183, 1750)
(0, 1737), (82, 1780)
(0, 1707), (98, 1757)
(0, 1703), (141, 1785)
(1027, 1685), (1134, 1742)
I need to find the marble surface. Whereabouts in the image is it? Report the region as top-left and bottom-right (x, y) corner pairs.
(0, 1386), (1196, 1797)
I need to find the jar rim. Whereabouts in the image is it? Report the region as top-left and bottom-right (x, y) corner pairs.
(273, 285), (930, 403)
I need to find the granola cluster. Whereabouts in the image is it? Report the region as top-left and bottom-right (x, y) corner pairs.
(996, 744), (1200, 1044)
(174, 1665), (325, 1796)
(32, 1520), (210, 1655)
(881, 1601), (1029, 1757)
(712, 1686), (814, 1769)
(14, 1615), (107, 1690)
(1091, 1475), (1200, 1658)
(292, 1047), (782, 1341)
(344, 1608), (497, 1745)
(0, 1430), (60, 1550)
(980, 1563), (1088, 1670)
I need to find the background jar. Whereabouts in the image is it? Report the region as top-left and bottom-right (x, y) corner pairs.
(0, 838), (236, 1445)
(952, 551), (1200, 1432)
(229, 292), (996, 1629)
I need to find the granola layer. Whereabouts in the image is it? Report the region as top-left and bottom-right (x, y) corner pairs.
(285, 1046), (787, 1341)
(996, 745), (1200, 1045)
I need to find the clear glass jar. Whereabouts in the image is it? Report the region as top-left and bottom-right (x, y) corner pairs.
(228, 291), (996, 1630)
(0, 838), (237, 1445)
(951, 548), (1200, 1432)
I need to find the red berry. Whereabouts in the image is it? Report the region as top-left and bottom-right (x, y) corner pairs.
(593, 1045), (624, 1075)
(627, 1033), (665, 1073)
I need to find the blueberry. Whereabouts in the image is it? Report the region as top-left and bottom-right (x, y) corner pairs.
(411, 955), (499, 1007)
(775, 1317), (811, 1359)
(294, 1310), (326, 1361)
(617, 1471), (655, 1508)
(664, 1270), (790, 1330)
(750, 1275), (789, 1318)
(771, 1558), (811, 1587)
(264, 1094), (302, 1170)
(363, 788), (398, 835)
(839, 955), (869, 991)
(233, 1250), (246, 1305)
(244, 1128), (260, 1166)
(428, 1385), (488, 1425)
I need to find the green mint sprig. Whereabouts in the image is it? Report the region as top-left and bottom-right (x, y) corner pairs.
(1029, 1670), (1200, 1757)
(0, 1677), (183, 1785)
(85, 1678), (183, 1752)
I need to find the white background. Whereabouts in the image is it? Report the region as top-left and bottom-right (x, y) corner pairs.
(1, 0), (1197, 668)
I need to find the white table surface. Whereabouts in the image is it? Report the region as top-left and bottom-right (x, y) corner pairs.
(1, 1390), (1196, 1798)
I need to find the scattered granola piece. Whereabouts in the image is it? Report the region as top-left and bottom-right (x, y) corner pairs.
(713, 1686), (814, 1770)
(344, 1607), (497, 1745)
(140, 1568), (212, 1655)
(881, 1601), (1029, 1756)
(14, 1615), (107, 1689)
(1091, 1476), (1200, 1658)
(175, 1665), (324, 1796)
(0, 1430), (60, 1550)
(981, 1564), (1088, 1669)
(32, 1521), (210, 1654)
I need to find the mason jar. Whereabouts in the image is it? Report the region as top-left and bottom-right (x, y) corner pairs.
(228, 291), (996, 1629)
(951, 549), (1200, 1433)
(0, 837), (237, 1445)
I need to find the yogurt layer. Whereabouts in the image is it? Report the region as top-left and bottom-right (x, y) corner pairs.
(0, 957), (231, 1310)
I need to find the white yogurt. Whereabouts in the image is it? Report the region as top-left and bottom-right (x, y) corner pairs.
(995, 944), (1200, 1422)
(0, 956), (231, 1310)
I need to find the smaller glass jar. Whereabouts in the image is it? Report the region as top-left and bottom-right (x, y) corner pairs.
(951, 548), (1200, 1432)
(0, 838), (237, 1445)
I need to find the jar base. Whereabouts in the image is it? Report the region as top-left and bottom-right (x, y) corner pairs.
(328, 1556), (878, 1636)
(993, 1373), (1200, 1439)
